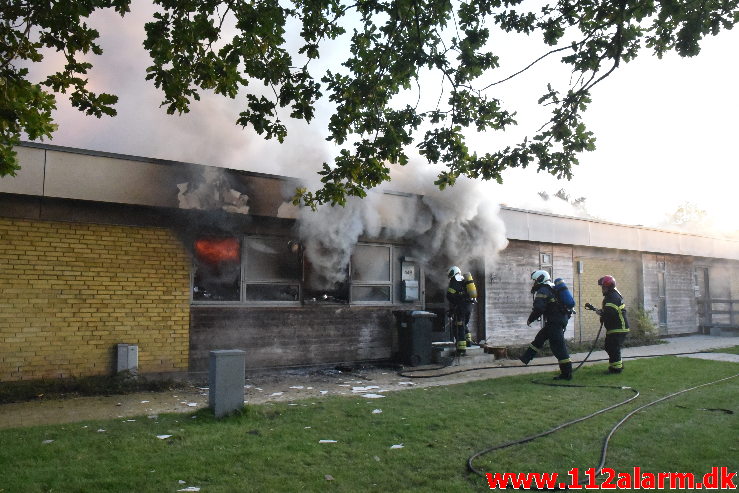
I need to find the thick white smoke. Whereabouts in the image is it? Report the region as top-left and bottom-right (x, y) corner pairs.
(295, 159), (509, 289)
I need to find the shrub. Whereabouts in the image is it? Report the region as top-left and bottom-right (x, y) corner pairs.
(630, 305), (660, 340)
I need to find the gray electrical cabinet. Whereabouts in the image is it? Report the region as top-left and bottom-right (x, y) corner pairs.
(116, 344), (139, 374)
(209, 350), (246, 418)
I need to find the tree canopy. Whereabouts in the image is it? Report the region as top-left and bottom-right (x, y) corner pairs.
(2, 0), (737, 208)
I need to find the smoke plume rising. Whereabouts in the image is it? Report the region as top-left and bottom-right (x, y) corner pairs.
(296, 158), (509, 290)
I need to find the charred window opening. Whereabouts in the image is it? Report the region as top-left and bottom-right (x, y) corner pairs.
(351, 244), (392, 303)
(190, 236), (415, 306)
(244, 237), (301, 302)
(192, 237), (241, 301)
(303, 253), (349, 303)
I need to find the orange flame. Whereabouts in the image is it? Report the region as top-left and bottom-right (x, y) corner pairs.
(194, 237), (240, 264)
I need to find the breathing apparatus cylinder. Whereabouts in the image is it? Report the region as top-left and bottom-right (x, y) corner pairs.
(464, 272), (477, 300)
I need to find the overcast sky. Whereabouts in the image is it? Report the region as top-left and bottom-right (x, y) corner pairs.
(30, 0), (739, 235)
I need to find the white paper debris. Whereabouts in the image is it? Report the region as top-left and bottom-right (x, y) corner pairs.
(390, 444), (404, 449)
(398, 382), (414, 386)
(97, 429), (106, 433)
(352, 386), (380, 393)
(320, 391), (329, 395)
(270, 392), (283, 397)
(147, 415), (158, 420)
(325, 474), (335, 481)
(187, 403), (198, 407)
(289, 386), (304, 389)
(319, 439), (337, 443)
(157, 435), (173, 440)
(42, 440), (54, 444)
(362, 394), (386, 399)
(140, 400), (150, 404)
(177, 487), (200, 492)
(304, 426), (311, 429)
(178, 480), (186, 484)
(372, 409), (383, 414)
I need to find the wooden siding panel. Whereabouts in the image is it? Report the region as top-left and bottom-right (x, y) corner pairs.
(665, 256), (697, 334)
(486, 240), (540, 345)
(553, 245), (575, 339)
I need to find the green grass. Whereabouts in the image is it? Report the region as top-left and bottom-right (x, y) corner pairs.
(1, 357), (737, 492)
(711, 345), (739, 355)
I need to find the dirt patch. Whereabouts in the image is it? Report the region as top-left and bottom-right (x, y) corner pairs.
(0, 363), (507, 429)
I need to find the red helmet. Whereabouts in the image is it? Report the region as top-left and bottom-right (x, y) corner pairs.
(598, 275), (616, 288)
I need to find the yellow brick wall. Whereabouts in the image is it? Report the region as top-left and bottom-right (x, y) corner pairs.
(0, 218), (191, 381)
(572, 256), (639, 341)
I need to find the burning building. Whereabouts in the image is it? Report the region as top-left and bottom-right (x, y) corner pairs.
(1, 142), (738, 382)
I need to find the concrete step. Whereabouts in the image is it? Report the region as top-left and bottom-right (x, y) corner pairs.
(433, 345), (499, 367)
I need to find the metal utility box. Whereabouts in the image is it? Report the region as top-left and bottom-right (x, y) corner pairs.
(394, 310), (436, 366)
(400, 257), (419, 302)
(401, 280), (419, 302)
(209, 350), (246, 418)
(116, 344), (138, 374)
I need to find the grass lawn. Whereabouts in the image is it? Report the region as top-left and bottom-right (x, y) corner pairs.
(0, 357), (737, 492)
(711, 345), (739, 355)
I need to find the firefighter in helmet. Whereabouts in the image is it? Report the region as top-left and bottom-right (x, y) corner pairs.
(596, 275), (630, 373)
(519, 270), (573, 380)
(446, 266), (477, 355)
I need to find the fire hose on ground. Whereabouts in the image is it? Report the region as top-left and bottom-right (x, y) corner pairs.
(396, 313), (739, 488)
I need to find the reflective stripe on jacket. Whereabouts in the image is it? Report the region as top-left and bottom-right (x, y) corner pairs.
(602, 289), (630, 334)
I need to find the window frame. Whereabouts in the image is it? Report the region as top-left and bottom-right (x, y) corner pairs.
(191, 234), (301, 307)
(191, 237), (412, 307)
(349, 242), (394, 305)
(242, 235), (302, 305)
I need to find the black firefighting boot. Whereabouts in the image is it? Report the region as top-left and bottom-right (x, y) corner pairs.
(553, 361), (573, 381)
(608, 361), (624, 374)
(519, 346), (537, 365)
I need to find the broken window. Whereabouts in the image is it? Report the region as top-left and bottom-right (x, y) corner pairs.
(351, 244), (392, 303)
(191, 236), (408, 306)
(244, 237), (301, 302)
(192, 237), (241, 302)
(302, 252), (350, 303)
